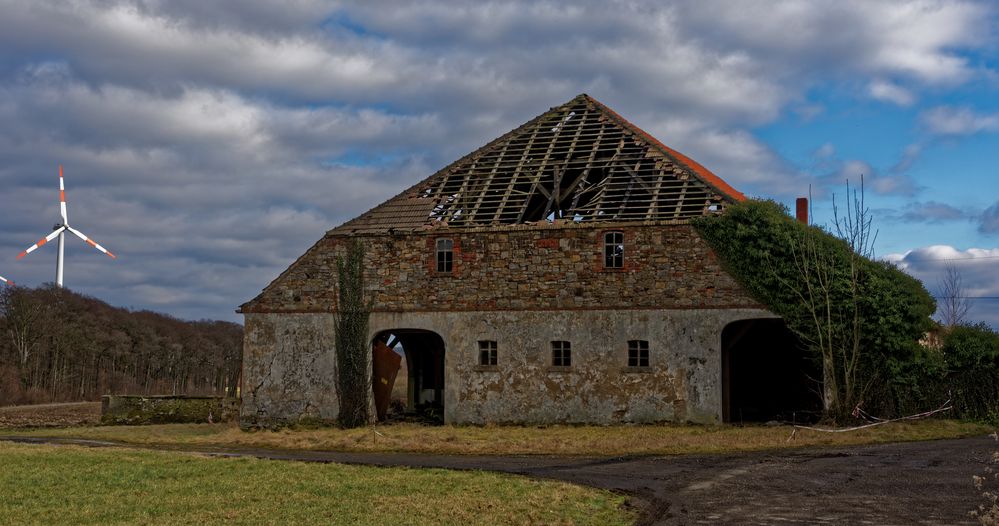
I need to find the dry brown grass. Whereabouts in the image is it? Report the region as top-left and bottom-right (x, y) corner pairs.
(7, 419), (988, 457)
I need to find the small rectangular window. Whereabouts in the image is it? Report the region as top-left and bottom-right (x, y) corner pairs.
(551, 341), (572, 367)
(436, 238), (454, 272)
(478, 340), (497, 366)
(628, 340), (649, 367)
(604, 231), (624, 268)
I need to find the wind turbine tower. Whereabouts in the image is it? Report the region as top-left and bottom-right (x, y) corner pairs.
(17, 165), (116, 287)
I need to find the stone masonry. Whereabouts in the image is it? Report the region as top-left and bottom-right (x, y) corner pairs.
(240, 222), (773, 427)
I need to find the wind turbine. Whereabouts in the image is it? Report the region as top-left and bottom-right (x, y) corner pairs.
(0, 275), (12, 286)
(17, 165), (116, 287)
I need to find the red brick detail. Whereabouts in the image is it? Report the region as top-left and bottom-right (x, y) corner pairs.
(537, 238), (559, 249)
(426, 236), (461, 277)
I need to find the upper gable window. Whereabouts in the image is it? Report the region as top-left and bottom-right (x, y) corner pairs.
(604, 231), (624, 269)
(436, 238), (454, 273)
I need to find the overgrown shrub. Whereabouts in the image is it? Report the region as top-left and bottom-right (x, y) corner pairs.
(693, 199), (936, 420)
(866, 324), (999, 424)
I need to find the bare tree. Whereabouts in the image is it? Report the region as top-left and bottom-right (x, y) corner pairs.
(0, 287), (45, 389)
(831, 176), (877, 413)
(938, 264), (971, 329)
(772, 176), (877, 418)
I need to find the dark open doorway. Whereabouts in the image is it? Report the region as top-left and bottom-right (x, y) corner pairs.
(722, 318), (822, 424)
(371, 329), (445, 424)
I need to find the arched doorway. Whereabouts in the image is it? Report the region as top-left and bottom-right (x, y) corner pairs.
(722, 318), (821, 424)
(371, 329), (445, 423)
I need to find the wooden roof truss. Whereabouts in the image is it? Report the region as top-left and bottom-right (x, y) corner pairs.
(421, 100), (727, 226)
(336, 95), (737, 233)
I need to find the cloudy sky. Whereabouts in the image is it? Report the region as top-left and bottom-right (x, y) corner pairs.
(0, 0), (997, 326)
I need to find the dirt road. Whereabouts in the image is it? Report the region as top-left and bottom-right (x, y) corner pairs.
(2, 433), (992, 525)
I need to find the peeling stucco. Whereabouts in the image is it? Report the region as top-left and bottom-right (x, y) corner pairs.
(241, 308), (775, 426)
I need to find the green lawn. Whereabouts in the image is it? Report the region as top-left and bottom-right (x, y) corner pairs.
(0, 442), (633, 525)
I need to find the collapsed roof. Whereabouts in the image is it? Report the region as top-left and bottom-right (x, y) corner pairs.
(335, 94), (745, 234)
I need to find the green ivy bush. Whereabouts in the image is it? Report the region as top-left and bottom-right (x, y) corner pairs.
(693, 199), (936, 420)
(879, 323), (999, 422)
(334, 239), (371, 428)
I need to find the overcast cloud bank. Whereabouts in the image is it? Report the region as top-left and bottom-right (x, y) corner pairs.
(0, 0), (996, 323)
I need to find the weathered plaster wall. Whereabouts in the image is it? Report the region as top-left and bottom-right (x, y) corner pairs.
(240, 312), (339, 427)
(372, 309), (773, 424)
(240, 308), (774, 427)
(242, 223), (761, 313)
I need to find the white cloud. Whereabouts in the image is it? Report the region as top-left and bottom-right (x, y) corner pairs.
(868, 79), (916, 106)
(815, 143), (836, 159)
(887, 245), (999, 327)
(820, 159), (919, 197)
(920, 106), (999, 136)
(899, 201), (971, 223)
(981, 201), (999, 234)
(0, 0), (996, 320)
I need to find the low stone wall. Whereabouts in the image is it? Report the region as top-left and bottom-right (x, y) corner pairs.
(101, 395), (240, 425)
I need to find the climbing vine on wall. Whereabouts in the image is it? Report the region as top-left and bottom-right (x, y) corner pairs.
(333, 239), (371, 428)
(693, 199), (936, 421)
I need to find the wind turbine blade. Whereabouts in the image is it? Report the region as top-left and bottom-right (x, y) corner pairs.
(59, 165), (68, 224)
(17, 227), (66, 259)
(66, 226), (117, 259)
(0, 275), (12, 286)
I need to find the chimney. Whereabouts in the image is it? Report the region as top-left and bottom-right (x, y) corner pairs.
(795, 197), (808, 224)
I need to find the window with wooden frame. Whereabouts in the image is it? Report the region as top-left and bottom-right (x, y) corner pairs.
(604, 231), (624, 268)
(627, 340), (649, 367)
(551, 341), (572, 367)
(478, 340), (497, 366)
(436, 238), (454, 272)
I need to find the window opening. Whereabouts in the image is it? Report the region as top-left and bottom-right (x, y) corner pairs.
(436, 238), (454, 272)
(628, 340), (649, 367)
(478, 340), (497, 366)
(551, 341), (572, 367)
(604, 231), (624, 268)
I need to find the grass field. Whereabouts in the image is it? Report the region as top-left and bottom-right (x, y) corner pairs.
(0, 441), (633, 525)
(6, 419), (989, 457)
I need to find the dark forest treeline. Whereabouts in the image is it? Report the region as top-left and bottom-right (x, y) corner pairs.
(0, 285), (241, 406)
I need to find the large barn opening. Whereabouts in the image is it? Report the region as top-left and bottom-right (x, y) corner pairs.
(371, 329), (445, 424)
(722, 318), (822, 424)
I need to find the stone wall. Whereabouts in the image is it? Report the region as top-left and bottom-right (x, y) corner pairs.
(241, 312), (339, 427)
(374, 309), (774, 424)
(240, 221), (771, 427)
(242, 222), (761, 313)
(101, 395), (239, 425)
(240, 308), (775, 426)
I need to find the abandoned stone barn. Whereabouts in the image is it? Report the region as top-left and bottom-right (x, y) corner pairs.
(239, 94), (819, 427)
